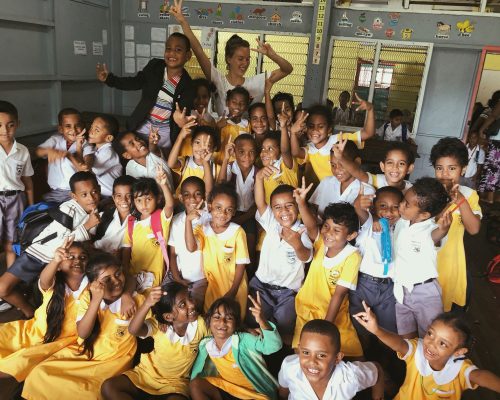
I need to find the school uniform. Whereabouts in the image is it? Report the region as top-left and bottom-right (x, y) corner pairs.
(226, 162), (256, 213)
(350, 214), (397, 334)
(214, 119), (251, 165)
(87, 143), (122, 197)
(168, 211), (209, 307)
(172, 156), (219, 195)
(262, 157), (299, 205)
(0, 276), (87, 381)
(333, 106), (355, 126)
(124, 316), (209, 397)
(250, 207), (313, 336)
(310, 177), (374, 217)
(292, 239), (363, 357)
(22, 291), (143, 400)
(279, 354), (379, 400)
(125, 151), (174, 191)
(122, 209), (172, 292)
(38, 134), (93, 202)
(376, 123), (415, 142)
(93, 209), (128, 254)
(0, 140), (33, 242)
(367, 173), (412, 193)
(9, 199), (95, 283)
(395, 339), (478, 400)
(299, 132), (363, 181)
(194, 221), (250, 317)
(393, 218), (443, 337)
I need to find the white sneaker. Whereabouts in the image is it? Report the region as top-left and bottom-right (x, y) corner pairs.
(0, 298), (13, 312)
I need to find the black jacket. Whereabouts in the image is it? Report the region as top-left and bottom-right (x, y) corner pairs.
(105, 58), (195, 144)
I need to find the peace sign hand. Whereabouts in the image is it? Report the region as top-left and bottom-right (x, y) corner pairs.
(290, 111), (308, 137)
(173, 102), (195, 128)
(293, 177), (313, 203)
(155, 164), (168, 187)
(53, 236), (74, 264)
(352, 300), (379, 334)
(248, 292), (268, 327)
(186, 200), (204, 222)
(352, 92), (373, 112)
(201, 136), (213, 162)
(332, 135), (347, 160)
(149, 126), (160, 145)
(280, 226), (305, 248)
(96, 63), (109, 82)
(169, 0), (185, 23)
(252, 39), (276, 58)
(278, 102), (290, 129)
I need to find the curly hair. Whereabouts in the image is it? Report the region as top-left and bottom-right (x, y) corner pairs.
(430, 137), (468, 168)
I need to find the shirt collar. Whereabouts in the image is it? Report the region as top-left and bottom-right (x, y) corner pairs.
(187, 156), (204, 170)
(65, 276), (89, 299)
(206, 336), (232, 358)
(307, 135), (336, 155)
(165, 319), (199, 345)
(323, 243), (358, 267)
(100, 296), (122, 314)
(204, 221), (239, 241)
(0, 140), (18, 157)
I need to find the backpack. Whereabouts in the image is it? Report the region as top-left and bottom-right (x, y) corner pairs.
(12, 202), (74, 256)
(487, 255), (500, 284)
(383, 122), (408, 142)
(93, 207), (116, 241)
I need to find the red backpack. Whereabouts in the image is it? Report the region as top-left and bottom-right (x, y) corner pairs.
(487, 255), (500, 284)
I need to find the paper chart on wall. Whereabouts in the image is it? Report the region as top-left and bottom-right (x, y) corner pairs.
(125, 25), (135, 40)
(137, 57), (150, 71)
(92, 42), (104, 56)
(151, 27), (167, 42)
(125, 57), (136, 74)
(73, 40), (87, 55)
(124, 41), (135, 57)
(136, 44), (151, 58)
(151, 42), (165, 57)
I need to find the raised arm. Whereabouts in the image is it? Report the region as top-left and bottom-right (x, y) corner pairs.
(352, 93), (375, 141)
(155, 165), (175, 218)
(77, 281), (104, 339)
(167, 119), (197, 169)
(293, 177), (318, 241)
(201, 136), (215, 196)
(450, 185), (481, 235)
(278, 104), (294, 169)
(333, 137), (369, 183)
(128, 286), (164, 337)
(185, 203), (203, 252)
(217, 138), (234, 183)
(432, 211), (452, 245)
(40, 237), (73, 291)
(255, 167), (277, 214)
(265, 77), (276, 130)
(170, 0), (212, 80)
(253, 39), (293, 85)
(290, 111), (308, 160)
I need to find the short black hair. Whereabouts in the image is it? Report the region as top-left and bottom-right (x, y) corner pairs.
(262, 131), (281, 148)
(389, 109), (404, 119)
(248, 102), (266, 116)
(271, 92), (295, 113)
(226, 86), (250, 107)
(430, 137), (468, 168)
(323, 202), (359, 234)
(0, 100), (18, 121)
(488, 90), (500, 109)
(69, 171), (99, 193)
(307, 104), (334, 128)
(332, 139), (359, 162)
(191, 125), (220, 151)
(58, 108), (81, 125)
(384, 141), (415, 165)
(411, 177), (450, 217)
(180, 176), (205, 196)
(93, 114), (119, 138)
(192, 77), (214, 94)
(339, 90), (350, 99)
(208, 183), (238, 209)
(234, 133), (257, 149)
(169, 32), (191, 51)
(113, 131), (142, 157)
(374, 186), (404, 205)
(300, 319), (341, 351)
(112, 175), (136, 192)
(270, 184), (295, 204)
(152, 281), (189, 325)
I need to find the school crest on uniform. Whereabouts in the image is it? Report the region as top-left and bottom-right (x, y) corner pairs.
(115, 325), (127, 338)
(328, 269), (340, 286)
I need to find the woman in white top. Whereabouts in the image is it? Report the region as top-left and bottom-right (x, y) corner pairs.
(169, 0), (293, 116)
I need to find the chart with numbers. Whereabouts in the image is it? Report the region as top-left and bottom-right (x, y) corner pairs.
(313, 0), (326, 65)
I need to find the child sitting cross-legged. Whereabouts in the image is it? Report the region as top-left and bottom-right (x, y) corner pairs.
(279, 319), (384, 400)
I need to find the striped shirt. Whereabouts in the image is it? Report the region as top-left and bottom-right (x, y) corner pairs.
(148, 71), (180, 125)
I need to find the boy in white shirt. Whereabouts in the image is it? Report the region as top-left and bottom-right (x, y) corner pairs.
(376, 108), (416, 144)
(168, 176), (209, 309)
(279, 319), (384, 400)
(36, 108), (93, 203)
(250, 173), (313, 345)
(393, 177), (451, 339)
(462, 131), (485, 189)
(114, 131), (174, 191)
(310, 139), (375, 218)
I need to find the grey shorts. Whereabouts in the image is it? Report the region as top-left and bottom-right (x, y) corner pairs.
(395, 279), (443, 337)
(0, 192), (25, 242)
(6, 252), (46, 283)
(43, 189), (71, 203)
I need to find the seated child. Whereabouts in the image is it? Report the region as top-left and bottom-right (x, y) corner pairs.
(36, 108), (92, 203)
(292, 197), (364, 358)
(0, 239), (88, 382)
(190, 296), (282, 400)
(336, 140), (415, 193)
(101, 282), (209, 400)
(250, 179), (313, 345)
(393, 177), (451, 338)
(462, 131), (485, 189)
(350, 186), (404, 337)
(332, 91), (355, 126)
(114, 131), (174, 191)
(376, 108), (415, 144)
(279, 319), (384, 400)
(354, 306), (500, 399)
(214, 86), (251, 164)
(93, 175), (136, 256)
(0, 171), (101, 318)
(290, 94), (375, 181)
(168, 177), (210, 309)
(84, 114), (123, 198)
(185, 184), (250, 317)
(22, 252), (144, 400)
(430, 137), (482, 312)
(0, 101), (34, 277)
(122, 167), (174, 293)
(168, 123), (218, 195)
(310, 139), (375, 218)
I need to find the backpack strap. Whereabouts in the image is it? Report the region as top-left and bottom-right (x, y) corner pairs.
(94, 208), (116, 241)
(150, 209), (170, 276)
(401, 123), (408, 142)
(127, 215), (135, 246)
(47, 208), (73, 230)
(382, 122), (390, 140)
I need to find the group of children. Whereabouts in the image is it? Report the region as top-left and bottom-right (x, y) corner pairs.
(1, 3), (500, 398)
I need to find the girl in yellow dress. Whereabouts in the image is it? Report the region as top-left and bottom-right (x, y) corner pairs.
(190, 296), (282, 400)
(101, 281), (209, 399)
(292, 192), (363, 358)
(354, 304), (500, 399)
(122, 165), (175, 293)
(185, 184), (250, 317)
(22, 252), (144, 400)
(430, 137), (482, 311)
(0, 238), (88, 382)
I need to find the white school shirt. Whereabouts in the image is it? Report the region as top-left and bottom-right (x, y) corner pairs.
(367, 173), (413, 193)
(93, 209), (128, 253)
(393, 218), (438, 303)
(38, 134), (93, 191)
(0, 141), (34, 191)
(211, 64), (266, 116)
(87, 143), (122, 197)
(356, 214), (395, 278)
(26, 199), (95, 263)
(376, 123), (415, 141)
(167, 211), (210, 282)
(278, 355), (378, 400)
(464, 145), (485, 178)
(226, 162), (256, 212)
(125, 152), (174, 191)
(255, 207), (313, 291)
(310, 177), (375, 217)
